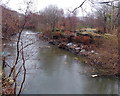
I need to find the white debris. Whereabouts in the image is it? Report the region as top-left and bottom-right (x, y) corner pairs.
(91, 50), (95, 53)
(67, 43), (72, 46)
(91, 74), (98, 78)
(73, 44), (77, 47)
(3, 43), (6, 46)
(80, 49), (85, 52)
(75, 47), (80, 50)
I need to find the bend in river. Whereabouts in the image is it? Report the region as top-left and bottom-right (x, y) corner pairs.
(4, 30), (118, 94)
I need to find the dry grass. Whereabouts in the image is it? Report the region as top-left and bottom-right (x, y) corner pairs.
(87, 34), (119, 75)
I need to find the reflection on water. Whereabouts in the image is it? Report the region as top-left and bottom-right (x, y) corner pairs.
(5, 30), (118, 94)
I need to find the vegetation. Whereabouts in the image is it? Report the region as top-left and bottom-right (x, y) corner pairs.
(1, 0), (120, 95)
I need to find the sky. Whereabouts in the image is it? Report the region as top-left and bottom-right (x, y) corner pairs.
(1, 0), (116, 16)
(1, 0), (94, 16)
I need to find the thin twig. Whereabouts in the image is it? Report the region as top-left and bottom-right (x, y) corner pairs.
(72, 0), (87, 13)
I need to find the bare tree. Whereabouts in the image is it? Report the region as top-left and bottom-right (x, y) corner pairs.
(1, 0), (39, 95)
(72, 0), (119, 33)
(41, 5), (63, 33)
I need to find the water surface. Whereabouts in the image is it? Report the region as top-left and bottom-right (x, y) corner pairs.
(5, 30), (118, 94)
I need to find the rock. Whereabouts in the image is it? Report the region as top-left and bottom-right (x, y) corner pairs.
(74, 57), (78, 60)
(58, 43), (66, 49)
(46, 46), (50, 48)
(64, 62), (67, 64)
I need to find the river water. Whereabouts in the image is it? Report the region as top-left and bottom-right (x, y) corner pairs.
(4, 30), (118, 94)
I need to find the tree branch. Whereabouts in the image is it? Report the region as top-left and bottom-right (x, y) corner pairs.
(72, 0), (87, 13)
(17, 42), (26, 96)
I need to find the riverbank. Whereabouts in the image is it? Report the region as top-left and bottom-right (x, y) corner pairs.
(2, 71), (13, 94)
(40, 33), (118, 76)
(2, 30), (118, 94)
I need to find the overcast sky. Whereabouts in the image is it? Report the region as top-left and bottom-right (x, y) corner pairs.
(1, 0), (114, 16)
(1, 0), (94, 16)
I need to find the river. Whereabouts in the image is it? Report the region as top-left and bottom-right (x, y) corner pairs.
(4, 30), (118, 94)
